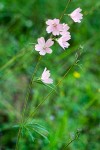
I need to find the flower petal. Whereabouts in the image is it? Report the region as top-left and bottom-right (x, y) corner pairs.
(41, 68), (53, 84)
(39, 50), (46, 55)
(46, 19), (53, 25)
(38, 37), (45, 46)
(43, 78), (53, 84)
(45, 39), (54, 47)
(69, 7), (83, 23)
(45, 48), (52, 54)
(35, 44), (41, 51)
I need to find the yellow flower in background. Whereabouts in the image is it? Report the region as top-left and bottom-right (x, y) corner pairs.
(73, 71), (80, 78)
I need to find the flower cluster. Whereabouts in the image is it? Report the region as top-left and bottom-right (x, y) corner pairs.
(34, 8), (83, 84)
(46, 20), (71, 49)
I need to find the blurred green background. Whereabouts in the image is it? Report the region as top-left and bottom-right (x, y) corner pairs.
(0, 0), (100, 149)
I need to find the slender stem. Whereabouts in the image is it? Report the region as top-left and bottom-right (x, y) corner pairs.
(60, 0), (71, 20)
(22, 56), (42, 120)
(15, 126), (22, 150)
(15, 56), (42, 150)
(64, 131), (80, 149)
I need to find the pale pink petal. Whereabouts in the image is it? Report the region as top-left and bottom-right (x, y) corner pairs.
(59, 41), (70, 49)
(46, 18), (62, 36)
(60, 31), (71, 38)
(60, 24), (70, 36)
(46, 19), (53, 25)
(53, 19), (60, 24)
(45, 39), (54, 47)
(39, 50), (46, 55)
(35, 37), (53, 55)
(44, 70), (50, 79)
(64, 24), (70, 30)
(43, 78), (53, 84)
(41, 68), (47, 79)
(69, 7), (83, 23)
(46, 26), (52, 33)
(75, 8), (82, 13)
(62, 23), (69, 31)
(71, 8), (82, 16)
(41, 68), (53, 84)
(57, 36), (70, 49)
(41, 68), (50, 79)
(38, 37), (45, 46)
(64, 42), (70, 49)
(52, 30), (60, 36)
(45, 48), (52, 54)
(64, 34), (71, 41)
(35, 44), (42, 51)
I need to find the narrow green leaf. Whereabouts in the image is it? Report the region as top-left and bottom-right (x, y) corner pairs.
(25, 127), (35, 142)
(34, 79), (57, 93)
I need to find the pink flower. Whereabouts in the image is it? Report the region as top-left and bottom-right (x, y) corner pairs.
(41, 68), (53, 84)
(35, 37), (54, 55)
(60, 23), (70, 36)
(69, 8), (83, 23)
(46, 19), (62, 36)
(57, 35), (71, 49)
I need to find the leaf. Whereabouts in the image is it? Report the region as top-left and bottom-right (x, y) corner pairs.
(12, 124), (20, 128)
(31, 127), (49, 142)
(0, 124), (19, 132)
(26, 121), (49, 142)
(25, 127), (35, 142)
(34, 79), (57, 93)
(28, 123), (49, 135)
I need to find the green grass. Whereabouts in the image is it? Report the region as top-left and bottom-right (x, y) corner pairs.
(0, 0), (100, 149)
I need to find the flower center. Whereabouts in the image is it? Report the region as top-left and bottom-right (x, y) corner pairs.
(53, 23), (57, 28)
(43, 46), (47, 50)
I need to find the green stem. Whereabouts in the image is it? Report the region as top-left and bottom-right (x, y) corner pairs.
(60, 0), (71, 20)
(15, 56), (42, 150)
(64, 130), (80, 149)
(22, 56), (42, 121)
(15, 126), (22, 150)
